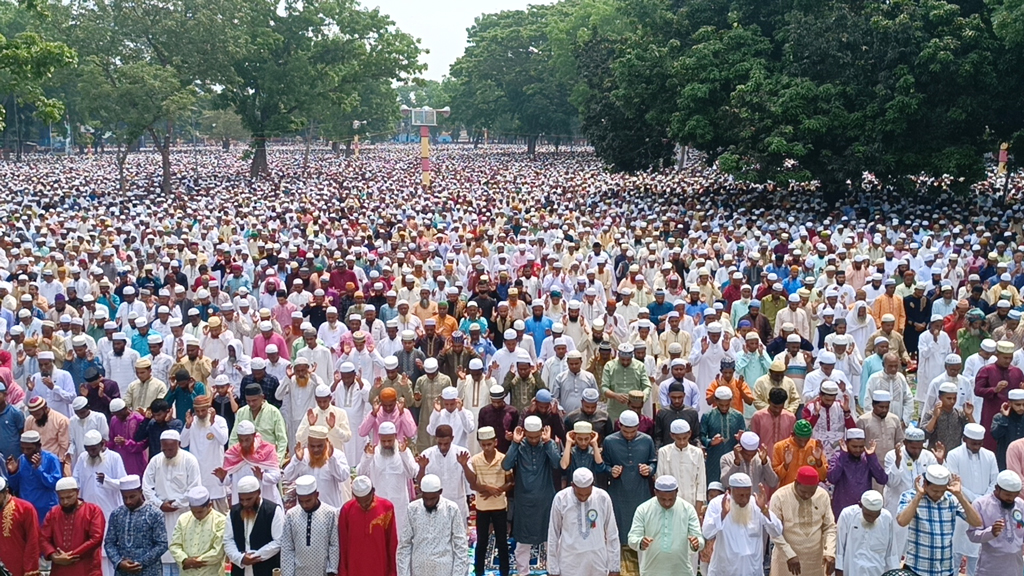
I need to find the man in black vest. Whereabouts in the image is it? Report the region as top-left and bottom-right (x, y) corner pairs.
(224, 475), (284, 576)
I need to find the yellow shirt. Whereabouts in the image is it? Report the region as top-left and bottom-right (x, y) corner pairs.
(470, 450), (509, 511)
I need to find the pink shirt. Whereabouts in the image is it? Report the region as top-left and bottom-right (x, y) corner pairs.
(357, 407), (417, 445)
(252, 333), (290, 361)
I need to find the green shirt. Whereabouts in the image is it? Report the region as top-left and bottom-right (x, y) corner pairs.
(627, 497), (704, 575)
(601, 359), (650, 421)
(230, 402), (289, 461)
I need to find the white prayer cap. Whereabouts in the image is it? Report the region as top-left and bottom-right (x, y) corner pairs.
(654, 476), (679, 492)
(160, 430), (180, 442)
(860, 490), (884, 511)
(292, 357), (310, 368)
(619, 410), (640, 427)
(120, 475), (142, 491)
(424, 358), (438, 373)
(187, 486), (210, 506)
(55, 477), (79, 492)
(478, 426), (497, 440)
(259, 321), (273, 331)
(503, 329), (518, 340)
(352, 476), (373, 497)
(905, 427), (926, 442)
(818, 351), (836, 364)
(310, 384), (330, 398)
(420, 474), (442, 493)
(71, 335), (87, 347)
(378, 422), (397, 436)
(982, 339), (997, 352)
(0, 477), (6, 491)
(998, 340), (1016, 354)
(237, 476), (260, 494)
(572, 468), (594, 488)
(786, 334), (801, 344)
(523, 415), (543, 432)
(670, 420), (691, 434)
(819, 381), (840, 395)
(337, 362), (355, 374)
(728, 473), (752, 488)
(20, 431), (40, 443)
(582, 388), (600, 402)
(265, 343), (279, 354)
(469, 358), (484, 370)
(707, 322), (723, 334)
(147, 334), (163, 345)
(384, 356), (399, 370)
(931, 314), (945, 323)
(401, 330), (416, 341)
(490, 384), (506, 398)
(307, 426), (329, 440)
(997, 470), (1023, 492)
(294, 475), (318, 496)
(1011, 389), (1024, 401)
(964, 423), (986, 440)
(38, 351), (55, 360)
(846, 428), (865, 440)
(740, 431), (760, 450)
(441, 386), (458, 400)
(249, 357), (267, 370)
(873, 336), (889, 346)
(871, 390), (891, 403)
(76, 430), (103, 449)
(72, 396), (88, 411)
(937, 382), (958, 395)
(944, 353), (962, 365)
(109, 399), (126, 413)
(670, 358), (687, 368)
(714, 386), (734, 400)
(236, 421), (256, 435)
(925, 464), (950, 485)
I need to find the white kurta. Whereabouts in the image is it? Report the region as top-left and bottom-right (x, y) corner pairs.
(68, 411), (109, 468)
(835, 505), (899, 576)
(689, 341), (733, 415)
(882, 446), (937, 557)
(280, 503), (340, 576)
(275, 373), (326, 450)
(298, 344), (335, 392)
(142, 450), (203, 564)
(946, 445), (998, 558)
(426, 407), (477, 449)
(656, 443), (707, 508)
(356, 448), (418, 534)
(294, 404), (352, 452)
(74, 449), (127, 576)
(702, 494), (783, 576)
(225, 463), (282, 506)
(180, 415), (230, 499)
(421, 444), (472, 522)
(546, 487), (621, 576)
(916, 330), (952, 402)
(282, 450), (351, 509)
(332, 380), (371, 467)
(396, 498), (469, 576)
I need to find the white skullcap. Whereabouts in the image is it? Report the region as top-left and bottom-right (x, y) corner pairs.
(871, 390), (891, 403)
(294, 475), (318, 496)
(728, 473), (752, 488)
(1011, 389), (1024, 401)
(20, 431), (41, 443)
(250, 358), (267, 370)
(83, 430), (103, 446)
(0, 477), (6, 491)
(237, 476), (260, 493)
(925, 464), (950, 485)
(56, 477), (79, 491)
(72, 396), (88, 411)
(523, 415), (543, 432)
(944, 353), (962, 364)
(874, 336), (889, 346)
(905, 427), (926, 442)
(307, 426), (329, 440)
(401, 330), (416, 341)
(982, 339), (997, 352)
(236, 420), (256, 435)
(670, 419), (691, 434)
(424, 358), (438, 372)
(582, 388), (600, 402)
(187, 486), (210, 506)
(378, 422), (397, 435)
(654, 476), (679, 491)
(572, 468), (594, 488)
(997, 340), (1016, 354)
(997, 470), (1023, 492)
(860, 490), (884, 511)
(469, 358), (484, 370)
(786, 334), (801, 343)
(619, 410), (640, 427)
(964, 423), (986, 440)
(740, 431), (760, 450)
(160, 430), (180, 442)
(441, 386), (458, 400)
(339, 362), (356, 373)
(707, 322), (723, 334)
(384, 356), (399, 370)
(937, 382), (958, 395)
(503, 329), (518, 340)
(478, 426), (497, 440)
(846, 428), (865, 440)
(109, 399), (126, 413)
(38, 351), (55, 360)
(259, 321), (273, 331)
(714, 386), (734, 400)
(818, 351), (836, 364)
(352, 476), (373, 497)
(420, 474), (442, 493)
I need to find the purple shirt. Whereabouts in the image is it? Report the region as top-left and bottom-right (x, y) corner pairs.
(967, 493), (1024, 576)
(975, 363), (1024, 451)
(826, 451), (887, 518)
(109, 411), (148, 476)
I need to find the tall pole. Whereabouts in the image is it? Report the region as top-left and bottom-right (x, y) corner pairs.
(420, 125), (431, 187)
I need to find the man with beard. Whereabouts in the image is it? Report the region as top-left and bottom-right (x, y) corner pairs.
(881, 426), (940, 558)
(628, 474), (704, 576)
(701, 472), (782, 576)
(547, 468), (621, 576)
(688, 324), (732, 415)
(356, 421), (418, 534)
(396, 474), (469, 576)
(71, 430), (127, 576)
(231, 384), (288, 462)
(104, 475), (168, 576)
(170, 486), (227, 576)
(24, 396), (69, 460)
(752, 359), (800, 414)
(224, 476), (284, 576)
(216, 420), (282, 506)
(284, 426), (350, 509)
(180, 394), (230, 512)
(946, 423), (999, 576)
(967, 470), (1024, 576)
(827, 428), (888, 518)
(769, 466), (837, 576)
(280, 475), (340, 576)
(975, 340), (1024, 451)
(142, 429), (202, 575)
(28, 349), (77, 417)
(898, 465), (983, 576)
(108, 398), (148, 476)
(338, 476), (398, 576)
(835, 490), (899, 576)
(277, 356), (329, 451)
(6, 429), (61, 522)
(40, 477), (106, 576)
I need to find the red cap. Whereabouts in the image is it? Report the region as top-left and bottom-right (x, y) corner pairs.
(796, 466), (819, 486)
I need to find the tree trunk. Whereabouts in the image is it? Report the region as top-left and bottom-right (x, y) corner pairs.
(331, 141), (340, 154)
(303, 124), (314, 168)
(250, 136), (268, 178)
(221, 137), (231, 151)
(527, 135), (537, 156)
(116, 144), (128, 193)
(344, 140), (352, 157)
(553, 136), (561, 153)
(148, 128), (173, 194)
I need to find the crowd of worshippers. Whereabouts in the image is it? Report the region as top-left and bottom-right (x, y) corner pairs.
(5, 149), (1024, 576)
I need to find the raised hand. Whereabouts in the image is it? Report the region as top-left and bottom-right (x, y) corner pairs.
(6, 456), (18, 475)
(758, 445), (768, 464)
(865, 440), (876, 456)
(212, 467), (228, 481)
(1002, 402), (1011, 418)
(784, 444), (795, 466)
(964, 402), (975, 418)
(948, 474), (963, 497)
(721, 493), (731, 519)
(701, 337), (710, 353)
(307, 409), (317, 426)
(252, 466), (264, 483)
(399, 438), (408, 452)
(456, 450), (470, 465)
(839, 439), (848, 453)
(416, 454), (430, 470)
(541, 425), (552, 444)
(294, 442), (305, 461)
(993, 519), (1006, 537)
(433, 398), (442, 412)
(327, 412), (336, 429)
(811, 442), (823, 461)
(894, 441), (903, 467)
(733, 444), (743, 465)
(364, 442), (375, 455)
(933, 441), (946, 462)
(185, 410), (194, 428)
(512, 426), (525, 443)
(710, 434), (723, 446)
(754, 484), (768, 510)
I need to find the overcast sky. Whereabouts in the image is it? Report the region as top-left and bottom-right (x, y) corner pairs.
(369, 0), (556, 81)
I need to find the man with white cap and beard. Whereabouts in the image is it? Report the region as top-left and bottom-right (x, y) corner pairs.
(835, 490), (899, 576)
(603, 409), (657, 576)
(40, 476), (106, 576)
(104, 474), (167, 576)
(295, 383), (352, 454)
(275, 357), (328, 452)
(427, 385), (477, 449)
(330, 361), (370, 465)
(396, 473), (469, 576)
(701, 472), (782, 576)
(946, 422), (998, 576)
(168, 486), (226, 576)
(547, 467), (621, 576)
(29, 349), (77, 417)
(338, 475), (398, 576)
(720, 430), (777, 495)
(628, 474), (704, 576)
(284, 426), (350, 509)
(180, 394), (229, 512)
(279, 475), (340, 576)
(224, 476), (284, 576)
(769, 465), (837, 576)
(356, 421), (417, 533)
(142, 429), (202, 576)
(968, 470), (1024, 576)
(72, 430), (126, 576)
(68, 394), (108, 471)
(898, 464), (983, 576)
(882, 426), (938, 559)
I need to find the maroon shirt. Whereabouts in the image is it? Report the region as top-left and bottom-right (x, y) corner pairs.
(975, 362), (1024, 450)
